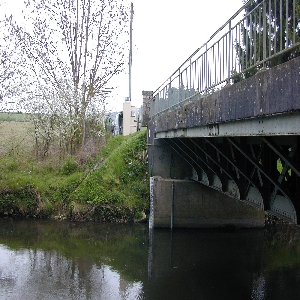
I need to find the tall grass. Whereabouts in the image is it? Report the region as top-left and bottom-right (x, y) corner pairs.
(0, 128), (149, 221)
(0, 120), (33, 156)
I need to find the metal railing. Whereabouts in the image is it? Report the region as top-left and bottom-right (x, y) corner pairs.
(151, 0), (300, 118)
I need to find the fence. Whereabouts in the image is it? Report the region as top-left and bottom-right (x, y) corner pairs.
(151, 0), (300, 117)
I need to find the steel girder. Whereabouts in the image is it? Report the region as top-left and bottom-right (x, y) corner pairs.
(162, 135), (300, 224)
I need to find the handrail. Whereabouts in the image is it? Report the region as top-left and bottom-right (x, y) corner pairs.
(151, 0), (300, 118)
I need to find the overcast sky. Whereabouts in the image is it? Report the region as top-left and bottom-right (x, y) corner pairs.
(1, 0), (245, 111)
(115, 0), (245, 111)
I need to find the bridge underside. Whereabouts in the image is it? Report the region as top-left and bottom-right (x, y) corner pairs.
(150, 132), (300, 227)
(148, 57), (300, 227)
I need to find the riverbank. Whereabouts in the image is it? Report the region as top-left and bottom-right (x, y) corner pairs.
(0, 129), (149, 222)
(0, 115), (295, 226)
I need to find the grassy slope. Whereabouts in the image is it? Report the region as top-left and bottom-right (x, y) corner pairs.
(0, 129), (149, 221)
(69, 131), (149, 221)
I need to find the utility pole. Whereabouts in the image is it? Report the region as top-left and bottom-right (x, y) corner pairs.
(129, 2), (133, 102)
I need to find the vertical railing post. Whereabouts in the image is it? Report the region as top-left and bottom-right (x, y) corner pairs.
(274, 0), (277, 54)
(269, 0), (272, 58)
(250, 13), (253, 67)
(286, 0), (289, 48)
(263, 0), (267, 68)
(205, 43), (208, 93)
(228, 20), (232, 80)
(178, 69), (181, 105)
(280, 0), (283, 51)
(189, 57), (192, 98)
(293, 0), (296, 44)
(169, 77), (171, 109)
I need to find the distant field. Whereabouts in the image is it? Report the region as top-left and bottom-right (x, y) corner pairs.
(0, 112), (29, 122)
(0, 120), (34, 155)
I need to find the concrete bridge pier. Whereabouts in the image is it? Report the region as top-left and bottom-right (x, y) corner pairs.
(148, 135), (265, 229)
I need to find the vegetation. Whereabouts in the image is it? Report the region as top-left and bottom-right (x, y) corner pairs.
(0, 116), (149, 222)
(0, 112), (29, 122)
(0, 219), (149, 282)
(2, 0), (130, 157)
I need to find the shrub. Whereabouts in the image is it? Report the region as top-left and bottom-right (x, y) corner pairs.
(61, 158), (79, 175)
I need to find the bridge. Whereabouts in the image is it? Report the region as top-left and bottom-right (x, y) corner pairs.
(143, 0), (300, 228)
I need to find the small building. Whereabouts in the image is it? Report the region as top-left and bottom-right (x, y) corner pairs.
(122, 98), (140, 136)
(108, 96), (145, 136)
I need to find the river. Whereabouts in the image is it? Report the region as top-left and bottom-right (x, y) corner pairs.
(0, 218), (300, 299)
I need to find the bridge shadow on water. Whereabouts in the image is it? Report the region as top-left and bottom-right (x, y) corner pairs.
(147, 228), (265, 300)
(147, 225), (300, 300)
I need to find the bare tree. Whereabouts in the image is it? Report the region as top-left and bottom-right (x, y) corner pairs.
(7, 0), (129, 154)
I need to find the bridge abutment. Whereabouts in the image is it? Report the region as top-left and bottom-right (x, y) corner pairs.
(148, 124), (265, 229)
(149, 138), (193, 179)
(149, 176), (264, 228)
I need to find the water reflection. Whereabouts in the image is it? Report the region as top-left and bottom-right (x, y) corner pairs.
(0, 219), (147, 299)
(0, 218), (300, 299)
(0, 245), (143, 299)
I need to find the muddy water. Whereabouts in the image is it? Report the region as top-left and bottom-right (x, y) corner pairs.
(0, 218), (300, 299)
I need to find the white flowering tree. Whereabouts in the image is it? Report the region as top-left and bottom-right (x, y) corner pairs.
(6, 0), (129, 157)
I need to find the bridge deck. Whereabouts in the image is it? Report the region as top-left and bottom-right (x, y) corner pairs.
(151, 56), (300, 138)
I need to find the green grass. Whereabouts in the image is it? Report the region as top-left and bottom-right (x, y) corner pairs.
(0, 130), (149, 221)
(69, 131), (149, 218)
(0, 112), (29, 122)
(70, 131), (149, 222)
